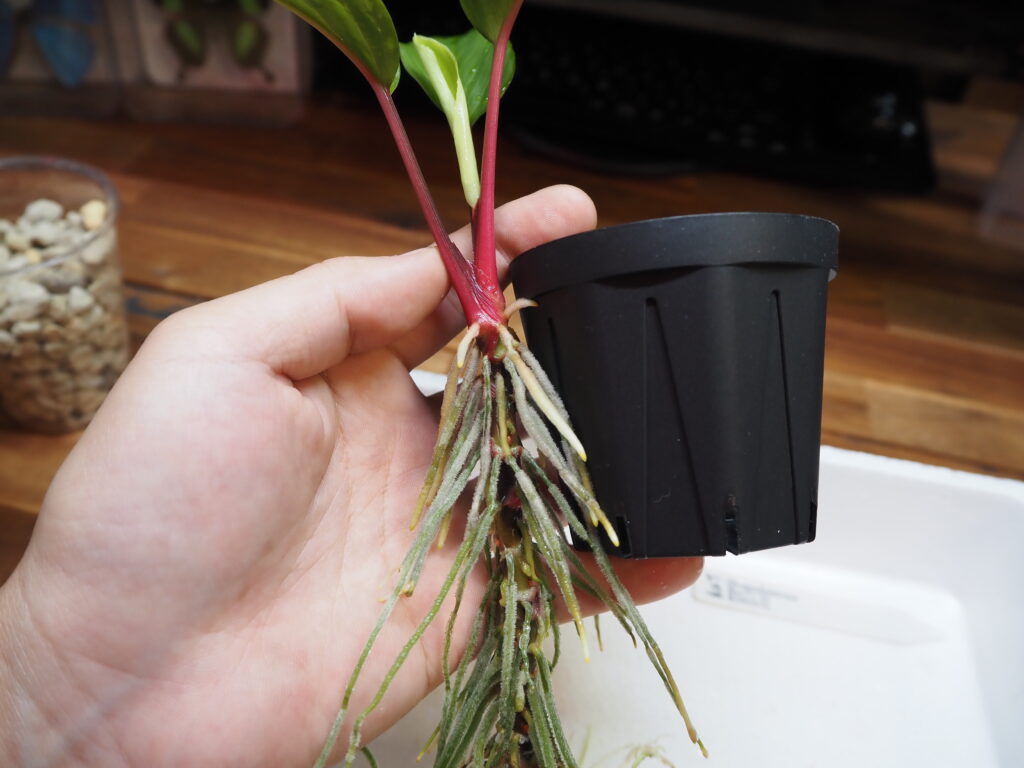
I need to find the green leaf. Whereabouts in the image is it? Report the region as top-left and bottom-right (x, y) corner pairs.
(399, 29), (515, 125)
(460, 0), (518, 43)
(403, 34), (460, 106)
(400, 34), (481, 206)
(233, 20), (261, 62)
(273, 0), (400, 90)
(170, 19), (205, 64)
(399, 38), (438, 109)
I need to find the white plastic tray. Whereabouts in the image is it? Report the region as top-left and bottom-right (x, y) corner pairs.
(381, 374), (1024, 766)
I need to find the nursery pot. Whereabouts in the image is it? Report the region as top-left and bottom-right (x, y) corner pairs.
(510, 213), (838, 558)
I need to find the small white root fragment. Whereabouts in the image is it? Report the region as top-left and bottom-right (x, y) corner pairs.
(456, 323), (480, 369)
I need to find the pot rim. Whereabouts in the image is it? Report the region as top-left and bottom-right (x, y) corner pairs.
(511, 211), (839, 298)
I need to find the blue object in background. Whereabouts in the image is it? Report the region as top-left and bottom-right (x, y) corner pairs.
(0, 0), (97, 88)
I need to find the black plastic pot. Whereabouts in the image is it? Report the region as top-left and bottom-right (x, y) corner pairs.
(510, 213), (838, 558)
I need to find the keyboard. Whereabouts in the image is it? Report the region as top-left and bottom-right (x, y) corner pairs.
(503, 5), (935, 190)
(321, 1), (936, 191)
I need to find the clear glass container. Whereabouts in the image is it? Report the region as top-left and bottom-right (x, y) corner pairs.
(0, 157), (129, 433)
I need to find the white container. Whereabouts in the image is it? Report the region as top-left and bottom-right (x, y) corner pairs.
(383, 375), (1024, 767)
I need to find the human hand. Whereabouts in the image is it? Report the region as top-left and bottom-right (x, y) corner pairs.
(0, 186), (702, 767)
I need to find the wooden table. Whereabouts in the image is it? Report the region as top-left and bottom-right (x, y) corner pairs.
(2, 99), (1022, 582)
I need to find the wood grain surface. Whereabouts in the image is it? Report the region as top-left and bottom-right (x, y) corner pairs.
(1, 99), (1022, 582)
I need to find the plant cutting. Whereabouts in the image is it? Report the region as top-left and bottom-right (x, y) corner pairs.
(273, 1), (706, 766)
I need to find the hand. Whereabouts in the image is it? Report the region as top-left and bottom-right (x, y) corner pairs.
(0, 186), (702, 767)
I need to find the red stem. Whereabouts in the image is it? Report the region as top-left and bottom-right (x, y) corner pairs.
(371, 82), (498, 322)
(472, 0), (524, 314)
(332, 40), (506, 330)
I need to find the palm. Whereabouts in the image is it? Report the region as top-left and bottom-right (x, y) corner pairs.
(31, 338), (482, 766)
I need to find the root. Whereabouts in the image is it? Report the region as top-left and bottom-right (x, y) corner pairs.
(456, 323), (480, 368)
(498, 325), (587, 461)
(503, 297), (538, 319)
(317, 324), (703, 767)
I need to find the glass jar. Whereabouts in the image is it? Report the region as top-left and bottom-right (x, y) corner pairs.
(0, 157), (129, 433)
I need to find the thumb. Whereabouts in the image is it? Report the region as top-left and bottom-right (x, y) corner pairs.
(165, 185), (596, 381)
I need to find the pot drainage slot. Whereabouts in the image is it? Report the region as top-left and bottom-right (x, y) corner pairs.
(724, 494), (740, 553)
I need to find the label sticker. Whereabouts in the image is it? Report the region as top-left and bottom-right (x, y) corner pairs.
(693, 562), (951, 646)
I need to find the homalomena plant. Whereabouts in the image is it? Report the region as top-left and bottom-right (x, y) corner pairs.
(274, 1), (706, 765)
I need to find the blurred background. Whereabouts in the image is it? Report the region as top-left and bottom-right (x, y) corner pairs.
(1, 0), (1023, 568)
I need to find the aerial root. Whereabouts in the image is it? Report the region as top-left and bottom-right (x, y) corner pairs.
(503, 297), (538, 319)
(457, 323), (481, 368)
